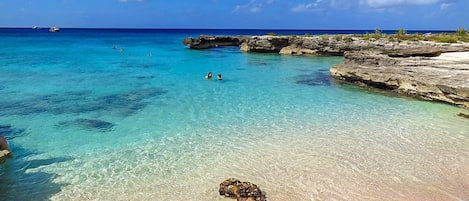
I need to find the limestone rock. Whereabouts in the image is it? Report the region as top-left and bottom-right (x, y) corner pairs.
(241, 36), (290, 53)
(219, 178), (266, 201)
(182, 35), (248, 49)
(331, 51), (469, 108)
(0, 136), (13, 164)
(0, 150), (11, 164)
(184, 35), (469, 56)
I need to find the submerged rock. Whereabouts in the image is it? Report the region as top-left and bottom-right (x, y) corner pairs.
(458, 113), (469, 119)
(57, 118), (115, 132)
(219, 178), (266, 201)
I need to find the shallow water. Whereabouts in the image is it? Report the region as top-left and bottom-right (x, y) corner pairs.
(0, 29), (468, 201)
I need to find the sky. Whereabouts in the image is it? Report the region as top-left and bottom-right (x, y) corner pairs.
(0, 0), (467, 30)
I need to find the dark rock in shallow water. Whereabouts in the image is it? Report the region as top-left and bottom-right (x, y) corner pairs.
(219, 178), (266, 201)
(0, 87), (168, 117)
(295, 71), (331, 86)
(0, 124), (26, 139)
(56, 118), (115, 132)
(458, 113), (469, 119)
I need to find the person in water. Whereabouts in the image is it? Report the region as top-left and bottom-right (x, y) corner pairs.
(205, 72), (213, 79)
(217, 74), (222, 80)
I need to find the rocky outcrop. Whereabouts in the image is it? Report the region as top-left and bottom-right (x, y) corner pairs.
(182, 35), (249, 49)
(0, 136), (13, 164)
(331, 51), (469, 108)
(183, 35), (469, 108)
(219, 178), (266, 201)
(184, 35), (469, 55)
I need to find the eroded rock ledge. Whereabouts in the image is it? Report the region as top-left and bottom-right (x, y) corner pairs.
(183, 35), (469, 108)
(331, 51), (469, 108)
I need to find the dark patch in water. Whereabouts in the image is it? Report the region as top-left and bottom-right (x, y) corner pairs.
(56, 118), (115, 132)
(294, 71), (332, 86)
(120, 63), (166, 69)
(248, 61), (270, 66)
(121, 63), (154, 69)
(134, 75), (155, 79)
(0, 124), (26, 139)
(0, 88), (168, 117)
(0, 144), (70, 201)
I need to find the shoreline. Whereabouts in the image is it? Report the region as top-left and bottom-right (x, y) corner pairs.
(183, 35), (469, 109)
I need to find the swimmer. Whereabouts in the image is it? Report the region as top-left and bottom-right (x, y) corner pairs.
(217, 74), (222, 80)
(205, 72), (213, 79)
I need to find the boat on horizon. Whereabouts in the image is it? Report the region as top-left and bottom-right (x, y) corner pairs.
(49, 26), (60, 32)
(32, 26), (39, 30)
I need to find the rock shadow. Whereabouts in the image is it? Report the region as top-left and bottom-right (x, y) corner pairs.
(0, 87), (168, 117)
(1, 125), (71, 201)
(56, 118), (115, 132)
(0, 125), (27, 140)
(294, 70), (332, 86)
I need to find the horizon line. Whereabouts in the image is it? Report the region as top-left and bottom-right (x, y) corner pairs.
(0, 27), (456, 32)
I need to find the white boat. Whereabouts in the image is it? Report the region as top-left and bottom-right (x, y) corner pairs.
(49, 27), (60, 32)
(32, 26), (39, 29)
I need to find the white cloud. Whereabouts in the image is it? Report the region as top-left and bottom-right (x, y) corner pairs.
(329, 0), (353, 9)
(291, 0), (325, 12)
(361, 0), (439, 8)
(232, 0), (273, 13)
(440, 2), (452, 9)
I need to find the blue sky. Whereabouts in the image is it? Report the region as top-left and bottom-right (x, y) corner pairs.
(0, 0), (467, 30)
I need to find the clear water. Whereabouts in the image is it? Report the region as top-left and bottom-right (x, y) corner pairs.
(0, 29), (468, 201)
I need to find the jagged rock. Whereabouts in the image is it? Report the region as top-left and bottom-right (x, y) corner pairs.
(240, 36), (290, 53)
(0, 150), (11, 164)
(0, 136), (13, 164)
(331, 51), (469, 108)
(182, 35), (248, 49)
(219, 178), (266, 201)
(184, 35), (469, 55)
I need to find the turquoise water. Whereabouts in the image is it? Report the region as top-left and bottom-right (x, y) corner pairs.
(1, 29), (468, 201)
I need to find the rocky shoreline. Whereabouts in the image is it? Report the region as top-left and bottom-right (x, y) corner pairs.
(183, 35), (469, 109)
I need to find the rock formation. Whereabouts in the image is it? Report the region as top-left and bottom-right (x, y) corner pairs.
(0, 136), (13, 164)
(182, 35), (249, 49)
(331, 51), (469, 108)
(458, 112), (469, 119)
(183, 35), (469, 56)
(183, 35), (469, 108)
(219, 178), (266, 201)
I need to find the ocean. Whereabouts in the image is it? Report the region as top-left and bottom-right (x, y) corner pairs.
(0, 28), (468, 201)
